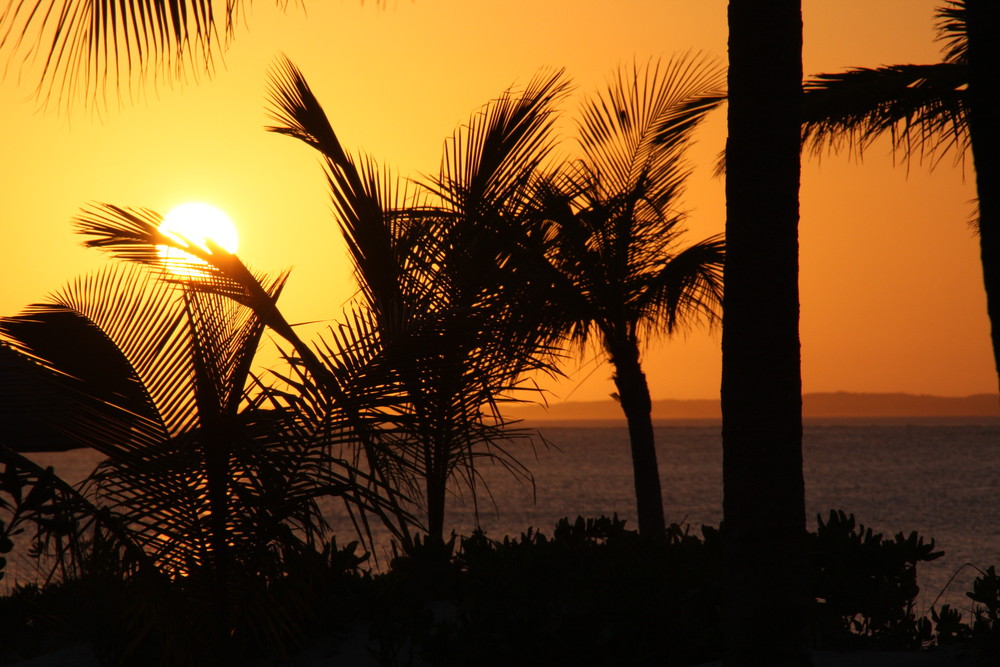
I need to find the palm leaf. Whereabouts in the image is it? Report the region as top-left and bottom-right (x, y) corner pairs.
(0, 263), (185, 452)
(1, 0), (217, 109)
(0, 1), (295, 110)
(576, 54), (725, 204)
(802, 63), (969, 165)
(430, 69), (570, 216)
(936, 0), (967, 65)
(641, 233), (725, 335)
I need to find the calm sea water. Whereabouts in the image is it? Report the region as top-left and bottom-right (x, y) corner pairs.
(8, 417), (1000, 612)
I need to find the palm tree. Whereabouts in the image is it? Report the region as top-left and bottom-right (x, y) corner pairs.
(264, 58), (567, 545)
(723, 1), (811, 665)
(68, 58), (567, 548)
(801, 0), (1000, 397)
(0, 261), (387, 662)
(69, 202), (421, 550)
(529, 57), (726, 536)
(0, 0), (292, 110)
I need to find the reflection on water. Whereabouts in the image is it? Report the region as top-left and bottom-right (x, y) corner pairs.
(8, 417), (1000, 611)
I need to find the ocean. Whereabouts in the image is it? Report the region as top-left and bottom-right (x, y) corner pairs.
(7, 417), (1000, 614)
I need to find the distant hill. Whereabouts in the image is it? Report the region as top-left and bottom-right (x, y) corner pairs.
(505, 392), (1000, 423)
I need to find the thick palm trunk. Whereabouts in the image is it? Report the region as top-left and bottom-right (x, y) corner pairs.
(965, 0), (1000, 400)
(723, 2), (811, 665)
(610, 339), (666, 536)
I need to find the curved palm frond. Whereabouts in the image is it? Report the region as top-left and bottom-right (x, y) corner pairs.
(266, 56), (419, 322)
(640, 233), (725, 336)
(1, 263), (187, 451)
(73, 203), (285, 311)
(430, 68), (570, 215)
(69, 202), (356, 405)
(801, 62), (969, 165)
(936, 0), (967, 64)
(576, 53), (726, 205)
(0, 1), (298, 111)
(1, 0), (218, 110)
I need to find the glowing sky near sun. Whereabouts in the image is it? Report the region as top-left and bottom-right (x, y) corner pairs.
(0, 1), (989, 403)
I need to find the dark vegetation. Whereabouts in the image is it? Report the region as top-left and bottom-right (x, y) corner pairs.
(2, 511), (999, 665)
(1, 2), (997, 665)
(0, 55), (730, 665)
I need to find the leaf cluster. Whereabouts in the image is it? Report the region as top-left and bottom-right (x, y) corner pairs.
(809, 509), (944, 649)
(801, 1), (970, 168)
(0, 0), (298, 113)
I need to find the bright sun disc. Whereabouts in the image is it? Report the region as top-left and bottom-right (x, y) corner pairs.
(159, 202), (239, 274)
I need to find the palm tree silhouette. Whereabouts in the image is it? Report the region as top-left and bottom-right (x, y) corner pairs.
(69, 203), (421, 550)
(264, 58), (567, 545)
(0, 260), (392, 661)
(801, 0), (1000, 396)
(0, 0), (290, 110)
(530, 57), (726, 536)
(67, 60), (566, 548)
(723, 2), (811, 665)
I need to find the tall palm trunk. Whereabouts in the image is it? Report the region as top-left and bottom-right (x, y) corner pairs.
(965, 0), (1000, 400)
(722, 2), (811, 665)
(609, 337), (666, 536)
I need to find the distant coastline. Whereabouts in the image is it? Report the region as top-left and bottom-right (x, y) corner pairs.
(506, 392), (1000, 423)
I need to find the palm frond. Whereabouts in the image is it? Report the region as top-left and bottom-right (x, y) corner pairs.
(0, 0), (237, 111)
(430, 68), (570, 216)
(801, 62), (969, 165)
(266, 57), (419, 322)
(72, 204), (330, 397)
(0, 264), (184, 451)
(73, 203), (281, 310)
(641, 233), (725, 336)
(266, 55), (351, 166)
(936, 0), (967, 64)
(576, 54), (725, 204)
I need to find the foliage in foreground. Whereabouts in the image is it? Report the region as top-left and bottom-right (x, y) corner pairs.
(3, 512), (1000, 666)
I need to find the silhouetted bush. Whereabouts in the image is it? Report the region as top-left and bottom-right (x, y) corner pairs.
(809, 509), (943, 649)
(363, 515), (724, 666)
(4, 511), (999, 666)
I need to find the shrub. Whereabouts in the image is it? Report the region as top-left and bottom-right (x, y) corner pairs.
(809, 510), (942, 649)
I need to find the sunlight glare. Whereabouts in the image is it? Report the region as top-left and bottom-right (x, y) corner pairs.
(158, 202), (239, 274)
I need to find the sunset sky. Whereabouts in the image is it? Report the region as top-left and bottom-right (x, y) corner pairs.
(0, 1), (991, 405)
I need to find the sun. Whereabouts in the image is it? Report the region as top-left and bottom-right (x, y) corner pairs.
(158, 202), (239, 274)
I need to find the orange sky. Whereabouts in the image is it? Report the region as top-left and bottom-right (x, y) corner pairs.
(0, 1), (991, 404)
